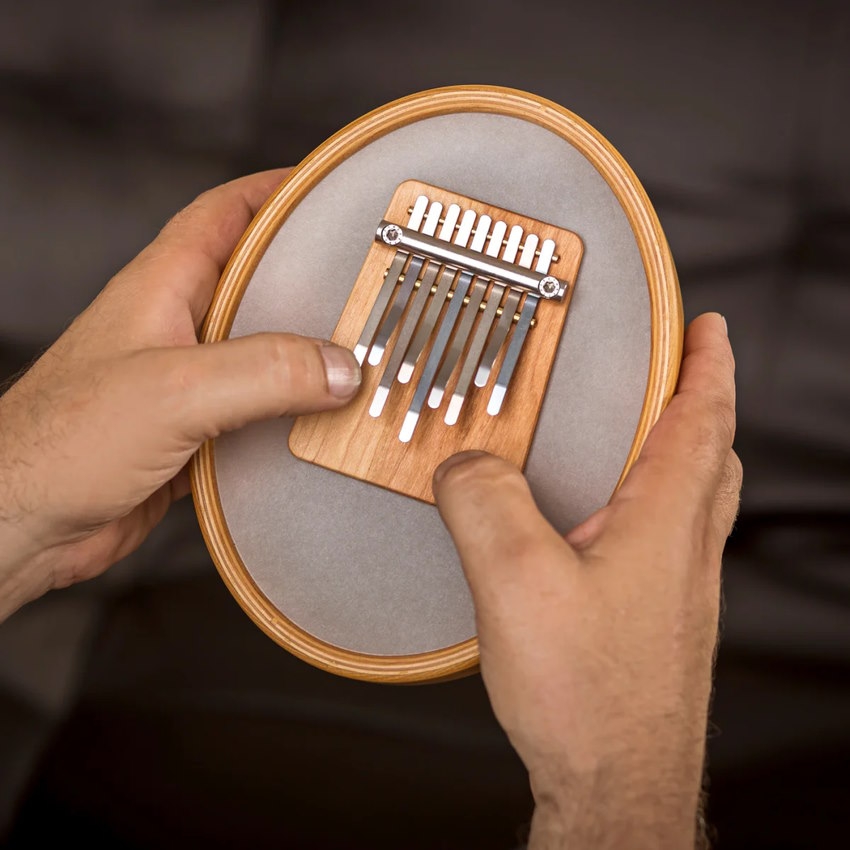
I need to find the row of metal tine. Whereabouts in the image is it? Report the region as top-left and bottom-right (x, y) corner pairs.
(353, 195), (556, 442)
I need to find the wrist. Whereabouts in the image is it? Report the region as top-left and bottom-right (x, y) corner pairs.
(527, 754), (702, 850)
(0, 497), (55, 622)
(0, 412), (61, 619)
(0, 537), (54, 623)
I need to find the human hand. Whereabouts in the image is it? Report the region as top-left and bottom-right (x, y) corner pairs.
(0, 171), (361, 621)
(433, 314), (740, 849)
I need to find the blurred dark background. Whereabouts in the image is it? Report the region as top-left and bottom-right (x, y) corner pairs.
(0, 1), (848, 847)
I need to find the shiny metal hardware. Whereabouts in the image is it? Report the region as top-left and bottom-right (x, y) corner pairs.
(354, 193), (565, 441)
(376, 220), (567, 300)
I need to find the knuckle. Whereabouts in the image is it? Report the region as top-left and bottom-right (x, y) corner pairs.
(187, 188), (215, 216)
(699, 356), (736, 430)
(692, 390), (737, 458)
(714, 450), (743, 536)
(162, 206), (191, 234)
(712, 393), (737, 448)
(262, 332), (293, 365)
(158, 349), (197, 399)
(262, 334), (323, 397)
(263, 334), (297, 388)
(161, 190), (211, 235)
(726, 449), (743, 492)
(682, 416), (723, 468)
(719, 450), (743, 507)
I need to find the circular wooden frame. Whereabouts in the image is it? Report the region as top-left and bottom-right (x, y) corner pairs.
(190, 85), (683, 684)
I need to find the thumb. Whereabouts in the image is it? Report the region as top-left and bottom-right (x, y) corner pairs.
(432, 452), (572, 607)
(159, 333), (361, 441)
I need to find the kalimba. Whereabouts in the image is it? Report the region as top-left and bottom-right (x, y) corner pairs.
(191, 86), (682, 683)
(287, 180), (584, 502)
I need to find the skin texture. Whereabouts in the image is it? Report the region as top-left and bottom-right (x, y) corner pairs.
(0, 170), (362, 619)
(0, 170), (740, 847)
(433, 314), (741, 849)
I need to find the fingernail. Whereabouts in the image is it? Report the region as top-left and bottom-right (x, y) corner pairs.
(320, 344), (361, 398)
(721, 315), (728, 335)
(433, 450), (489, 487)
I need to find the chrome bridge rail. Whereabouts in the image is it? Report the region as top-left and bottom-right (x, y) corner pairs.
(376, 221), (566, 301)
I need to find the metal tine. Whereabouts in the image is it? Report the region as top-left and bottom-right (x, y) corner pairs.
(353, 194), (428, 365)
(367, 200), (442, 366)
(444, 219), (508, 425)
(396, 204), (462, 384)
(427, 214), (494, 409)
(368, 202), (446, 417)
(487, 237), (556, 416)
(473, 224), (525, 387)
(398, 209), (477, 443)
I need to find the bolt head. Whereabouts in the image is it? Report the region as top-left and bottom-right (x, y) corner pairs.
(539, 276), (561, 299)
(382, 224), (403, 245)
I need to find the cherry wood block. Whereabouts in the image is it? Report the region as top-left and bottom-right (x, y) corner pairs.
(288, 179), (584, 503)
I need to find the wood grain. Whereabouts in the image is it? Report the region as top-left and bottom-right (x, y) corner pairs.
(288, 179), (583, 503)
(190, 85), (683, 683)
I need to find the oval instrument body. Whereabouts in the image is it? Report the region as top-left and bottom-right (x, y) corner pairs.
(190, 86), (682, 683)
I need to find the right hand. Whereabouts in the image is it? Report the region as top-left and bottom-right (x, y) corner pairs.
(433, 313), (741, 849)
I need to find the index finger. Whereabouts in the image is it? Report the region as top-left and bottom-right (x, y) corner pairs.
(612, 313), (738, 529)
(124, 168), (291, 326)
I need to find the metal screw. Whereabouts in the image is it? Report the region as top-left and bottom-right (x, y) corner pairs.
(539, 276), (561, 299)
(381, 224), (403, 245)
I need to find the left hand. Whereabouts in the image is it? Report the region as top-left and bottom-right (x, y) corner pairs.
(0, 170), (362, 620)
